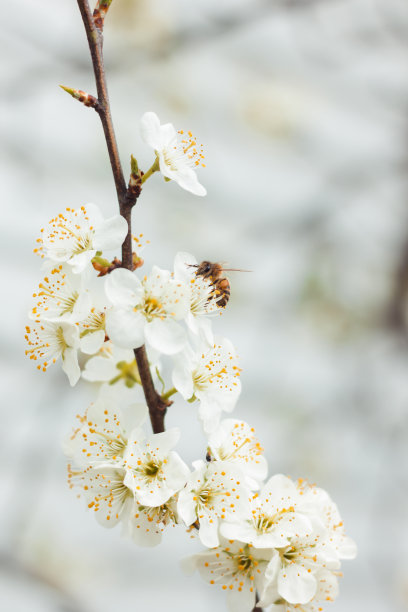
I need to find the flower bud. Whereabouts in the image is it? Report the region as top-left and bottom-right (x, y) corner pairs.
(60, 86), (98, 109)
(93, 0), (113, 30)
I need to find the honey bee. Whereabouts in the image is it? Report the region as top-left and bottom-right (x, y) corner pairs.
(190, 261), (249, 309)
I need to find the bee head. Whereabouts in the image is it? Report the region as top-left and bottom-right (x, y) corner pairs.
(197, 261), (212, 275)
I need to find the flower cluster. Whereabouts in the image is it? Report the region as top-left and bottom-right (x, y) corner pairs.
(26, 112), (356, 612)
(185, 474), (356, 611)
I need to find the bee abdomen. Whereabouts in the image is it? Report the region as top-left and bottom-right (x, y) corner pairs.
(215, 278), (230, 308)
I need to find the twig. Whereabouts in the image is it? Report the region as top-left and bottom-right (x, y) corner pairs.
(75, 0), (170, 433)
(134, 346), (170, 433)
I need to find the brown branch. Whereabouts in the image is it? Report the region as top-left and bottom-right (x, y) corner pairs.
(134, 347), (171, 433)
(76, 0), (169, 434)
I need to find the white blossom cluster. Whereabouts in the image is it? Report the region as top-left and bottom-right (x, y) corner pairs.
(25, 112), (356, 612)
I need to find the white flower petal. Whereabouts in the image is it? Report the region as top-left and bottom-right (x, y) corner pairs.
(62, 347), (80, 386)
(198, 400), (223, 434)
(159, 122), (178, 148)
(220, 521), (256, 544)
(198, 515), (219, 548)
(147, 428), (180, 454)
(93, 214), (128, 251)
(172, 360), (195, 400)
(105, 308), (145, 349)
(226, 582), (256, 612)
(61, 322), (80, 348)
(145, 318), (186, 355)
(177, 489), (198, 526)
(175, 168), (207, 197)
(258, 550), (281, 607)
(130, 511), (163, 547)
(68, 250), (96, 274)
(140, 111), (164, 149)
(82, 355), (117, 381)
(105, 268), (143, 307)
(164, 451), (190, 490)
(80, 330), (106, 355)
(174, 251), (197, 283)
(134, 481), (173, 507)
(196, 317), (214, 345)
(278, 564), (317, 605)
(81, 202), (104, 225)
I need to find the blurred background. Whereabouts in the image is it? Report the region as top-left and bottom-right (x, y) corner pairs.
(1, 0), (408, 610)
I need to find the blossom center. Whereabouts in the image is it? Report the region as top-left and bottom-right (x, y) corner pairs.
(252, 506), (295, 535)
(235, 552), (255, 574)
(137, 501), (177, 527)
(192, 364), (227, 390)
(134, 455), (164, 482)
(35, 207), (95, 260)
(136, 294), (167, 322)
(81, 310), (106, 335)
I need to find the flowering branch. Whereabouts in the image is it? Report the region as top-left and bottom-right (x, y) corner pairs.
(25, 3), (357, 610)
(75, 0), (170, 433)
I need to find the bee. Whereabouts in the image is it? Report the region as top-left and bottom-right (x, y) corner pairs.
(190, 261), (249, 309)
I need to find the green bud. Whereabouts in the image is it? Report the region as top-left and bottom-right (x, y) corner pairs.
(131, 155), (139, 175)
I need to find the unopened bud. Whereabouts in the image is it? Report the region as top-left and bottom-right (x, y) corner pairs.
(127, 155), (143, 199)
(93, 0), (113, 30)
(92, 255), (122, 276)
(60, 86), (99, 109)
(132, 253), (144, 270)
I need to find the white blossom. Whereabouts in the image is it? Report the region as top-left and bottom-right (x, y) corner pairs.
(105, 266), (189, 354)
(177, 460), (250, 548)
(257, 481), (357, 607)
(140, 112), (206, 197)
(81, 342), (161, 392)
(78, 274), (110, 355)
(266, 569), (340, 611)
(298, 482), (357, 561)
(34, 203), (128, 273)
(25, 319), (80, 385)
(207, 419), (268, 489)
(182, 538), (271, 612)
(82, 342), (139, 385)
(128, 494), (179, 547)
(172, 337), (242, 433)
(68, 464), (133, 528)
(174, 251), (221, 344)
(220, 475), (312, 549)
(124, 428), (190, 507)
(65, 394), (147, 468)
(29, 264), (91, 322)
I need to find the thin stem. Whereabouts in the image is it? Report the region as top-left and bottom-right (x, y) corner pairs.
(76, 0), (170, 434)
(161, 386), (178, 401)
(77, 0), (126, 201)
(141, 157), (160, 183)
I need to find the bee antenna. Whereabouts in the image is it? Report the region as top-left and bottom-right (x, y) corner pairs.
(186, 263), (199, 268)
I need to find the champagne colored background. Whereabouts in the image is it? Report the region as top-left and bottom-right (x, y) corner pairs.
(1, 0), (408, 610)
